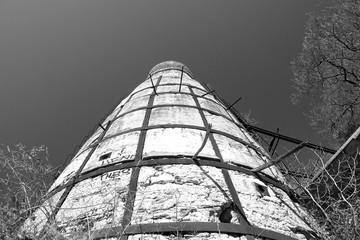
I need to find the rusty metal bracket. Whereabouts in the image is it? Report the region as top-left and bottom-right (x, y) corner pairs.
(198, 81), (336, 155)
(247, 125), (336, 154)
(98, 123), (106, 131)
(252, 141), (307, 173)
(226, 97), (242, 110)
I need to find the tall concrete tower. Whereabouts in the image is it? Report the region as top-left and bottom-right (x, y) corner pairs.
(23, 61), (316, 239)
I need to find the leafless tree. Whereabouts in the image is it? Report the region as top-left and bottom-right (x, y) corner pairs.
(283, 150), (360, 240)
(0, 143), (57, 239)
(291, 0), (360, 143)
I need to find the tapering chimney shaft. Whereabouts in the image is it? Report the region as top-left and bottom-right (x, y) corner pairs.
(23, 61), (315, 240)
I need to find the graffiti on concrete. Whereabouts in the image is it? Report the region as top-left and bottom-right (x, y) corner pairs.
(101, 169), (130, 180)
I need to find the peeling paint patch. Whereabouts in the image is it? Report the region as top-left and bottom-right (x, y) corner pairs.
(158, 77), (180, 85)
(204, 112), (245, 140)
(198, 98), (228, 117)
(157, 85), (190, 94)
(106, 110), (146, 137)
(120, 95), (151, 115)
(153, 93), (196, 106)
(131, 88), (155, 101)
(143, 128), (216, 159)
(152, 70), (182, 79)
(149, 107), (203, 127)
(131, 78), (159, 94)
(182, 78), (207, 90)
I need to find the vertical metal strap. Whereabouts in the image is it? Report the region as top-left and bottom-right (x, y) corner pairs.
(149, 74), (158, 95)
(189, 87), (250, 226)
(179, 66), (184, 92)
(120, 75), (162, 239)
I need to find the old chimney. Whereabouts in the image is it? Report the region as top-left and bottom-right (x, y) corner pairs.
(22, 61), (316, 240)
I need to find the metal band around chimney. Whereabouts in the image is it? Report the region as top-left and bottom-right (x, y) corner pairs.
(45, 158), (294, 202)
(69, 121), (267, 168)
(91, 222), (298, 240)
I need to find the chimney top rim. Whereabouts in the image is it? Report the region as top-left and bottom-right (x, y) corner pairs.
(149, 61), (193, 78)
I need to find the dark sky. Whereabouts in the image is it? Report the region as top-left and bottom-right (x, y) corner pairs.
(0, 0), (333, 168)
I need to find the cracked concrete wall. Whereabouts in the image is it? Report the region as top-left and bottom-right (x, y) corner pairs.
(129, 165), (311, 239)
(22, 61), (316, 240)
(228, 171), (312, 239)
(58, 169), (131, 236)
(132, 165), (230, 224)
